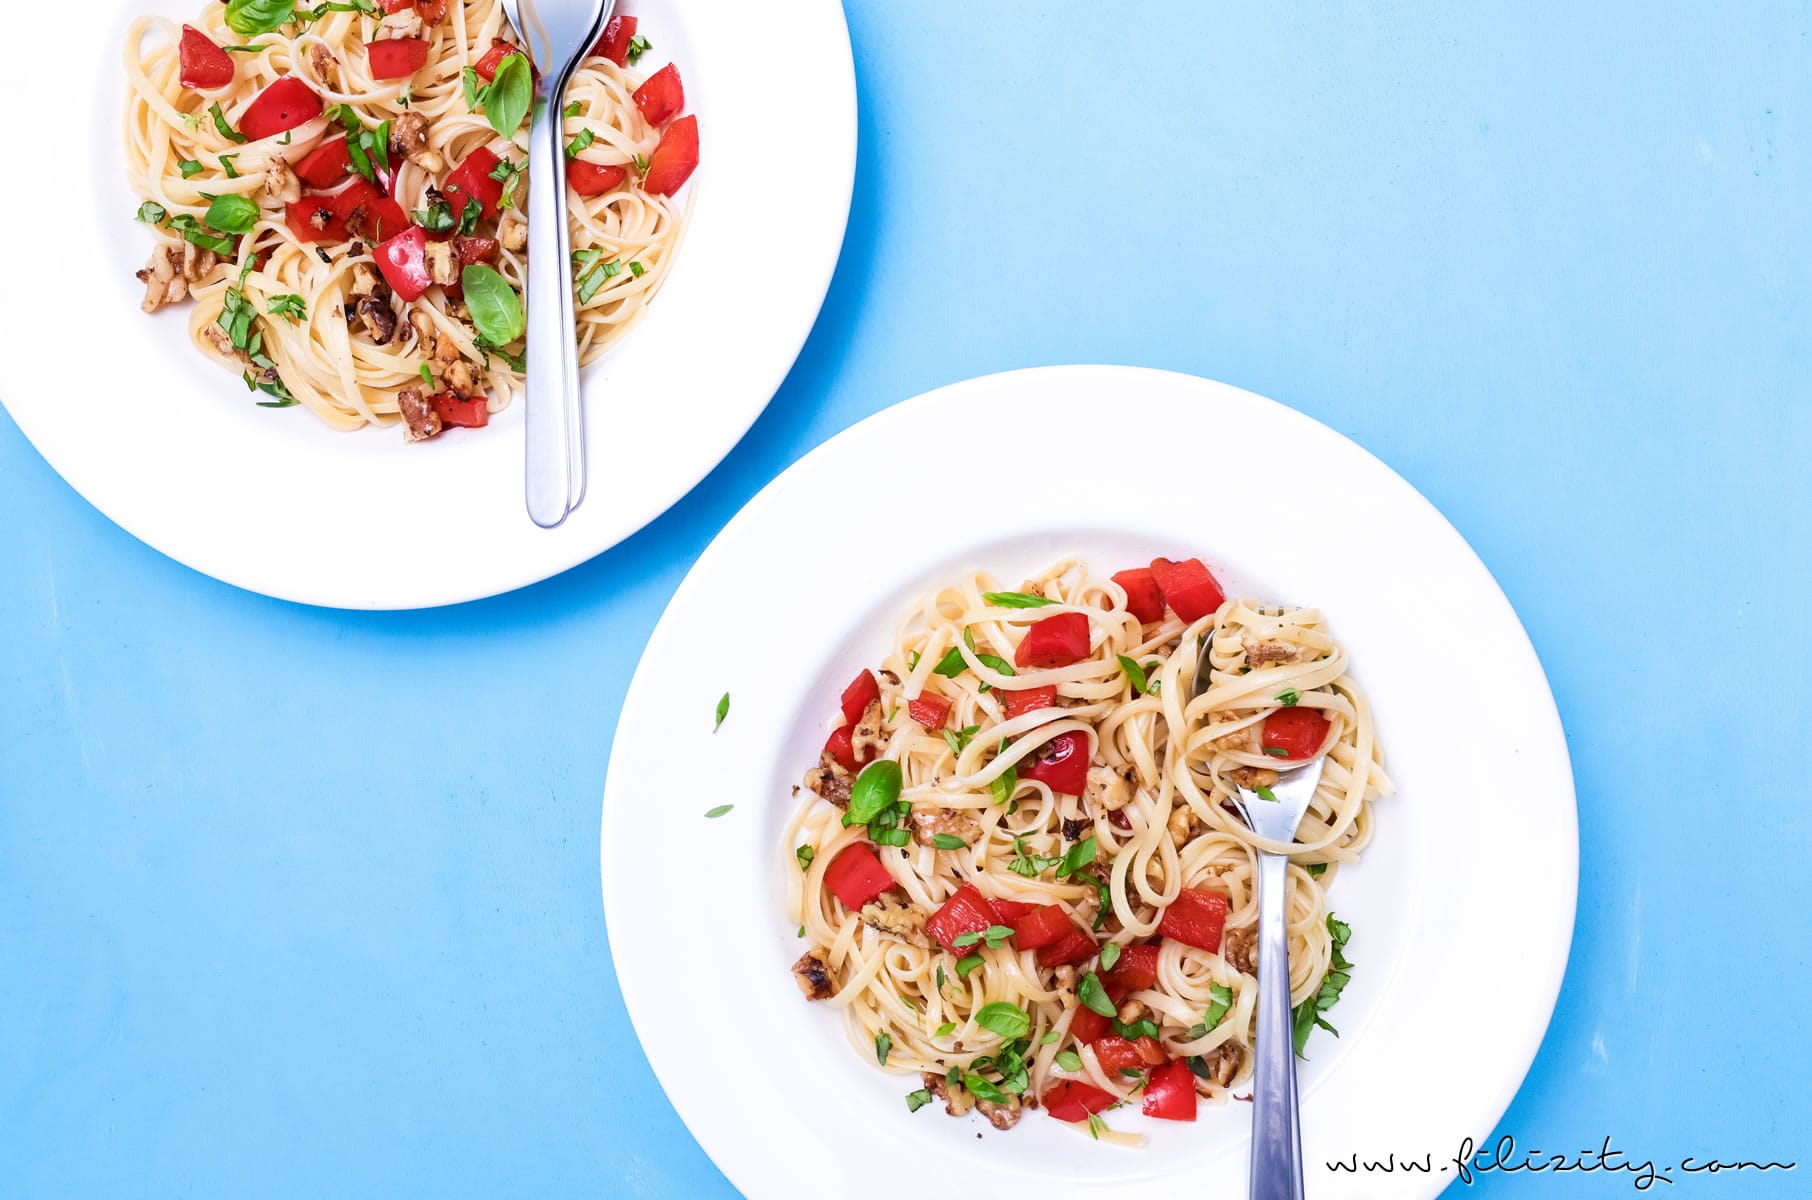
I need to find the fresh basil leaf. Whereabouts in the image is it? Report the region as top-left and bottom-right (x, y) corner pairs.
(1276, 688), (1301, 707)
(871, 828), (911, 848)
(626, 33), (652, 64)
(480, 52), (533, 137)
(135, 201), (167, 223)
(714, 692), (730, 731)
(962, 1073), (1008, 1104)
(1117, 655), (1151, 695)
(462, 66), (482, 108)
(219, 154), (240, 179)
(178, 159), (204, 179)
(931, 834), (966, 851)
(1098, 941), (1121, 972)
(1055, 1049), (1082, 1071)
(703, 804), (732, 818)
(954, 953), (984, 980)
(843, 760), (902, 827)
(975, 1002), (1030, 1040)
(565, 128), (595, 158)
(204, 194), (260, 234)
(267, 294), (306, 322)
(1254, 784), (1280, 803)
(563, 100), (583, 118)
(457, 197), (481, 236)
(982, 591), (1054, 609)
(1203, 982), (1234, 1032)
(461, 264), (524, 345)
(1292, 915), (1353, 1057)
(932, 644), (966, 678)
(224, 0), (295, 37)
(794, 844), (814, 871)
(905, 1088), (933, 1112)
(933, 1021), (956, 1038)
(1113, 1017), (1160, 1041)
(166, 214), (237, 256)
(1264, 746), (1291, 756)
(411, 199), (455, 235)
(1306, 862), (1327, 877)
(874, 1031), (891, 1066)
(628, 260), (645, 277)
(1078, 971), (1115, 1018)
(974, 654), (1014, 692)
(1056, 835), (1097, 879)
(210, 102), (248, 144)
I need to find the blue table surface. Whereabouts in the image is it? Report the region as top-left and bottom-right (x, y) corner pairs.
(5, 3), (1810, 1196)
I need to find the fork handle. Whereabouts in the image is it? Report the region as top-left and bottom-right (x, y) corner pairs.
(1249, 849), (1305, 1200)
(523, 66), (585, 528)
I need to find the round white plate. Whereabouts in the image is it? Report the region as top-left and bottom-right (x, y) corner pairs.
(0, 0), (854, 609)
(602, 366), (1577, 1199)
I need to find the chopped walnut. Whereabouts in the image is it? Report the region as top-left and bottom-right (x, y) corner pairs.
(976, 1095), (1021, 1130)
(499, 215), (528, 252)
(308, 42), (340, 89)
(1193, 1040), (1245, 1090)
(858, 895), (928, 947)
(387, 111), (444, 172)
(1211, 716), (1258, 752)
(1243, 636), (1297, 666)
(375, 8), (424, 39)
(199, 323), (243, 362)
(423, 238), (459, 287)
(355, 295), (397, 345)
(850, 700), (886, 763)
(1167, 804), (1204, 848)
(1223, 925), (1256, 975)
(922, 1071), (976, 1117)
(1083, 764), (1135, 817)
(1228, 765), (1280, 790)
(181, 241), (218, 284)
(791, 951), (833, 1001)
(350, 263), (382, 298)
(263, 158), (300, 205)
(442, 359), (478, 397)
(804, 751), (853, 807)
(910, 806), (980, 847)
(396, 386), (441, 443)
(137, 245), (190, 312)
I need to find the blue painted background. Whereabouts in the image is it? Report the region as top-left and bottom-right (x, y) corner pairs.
(4, 2), (1808, 1195)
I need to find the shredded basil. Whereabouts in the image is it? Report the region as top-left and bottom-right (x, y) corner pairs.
(931, 834), (966, 851)
(178, 160), (204, 179)
(135, 201), (167, 224)
(210, 102), (248, 145)
(982, 591), (1054, 609)
(1098, 941), (1121, 972)
(703, 804), (732, 819)
(1055, 1049), (1082, 1072)
(713, 692), (730, 731)
(905, 1088), (933, 1112)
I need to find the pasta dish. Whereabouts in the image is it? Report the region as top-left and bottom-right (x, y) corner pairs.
(124, 1), (696, 442)
(784, 555), (1392, 1142)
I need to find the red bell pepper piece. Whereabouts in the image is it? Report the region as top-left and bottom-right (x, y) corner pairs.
(1092, 1036), (1166, 1073)
(1006, 903), (1076, 951)
(374, 225), (434, 301)
(454, 236), (499, 266)
(1262, 706), (1331, 760)
(474, 38), (525, 82)
(1157, 889), (1229, 953)
(907, 693), (950, 731)
(839, 670), (879, 726)
(376, 0), (414, 11)
(567, 160), (628, 196)
(1069, 1004), (1112, 1044)
(334, 179), (408, 242)
(444, 147), (506, 220)
(1036, 926), (1098, 967)
(429, 392), (489, 428)
(1018, 730), (1090, 796)
(824, 726), (858, 772)
(1013, 612), (1091, 669)
(366, 37), (430, 80)
(238, 77), (322, 141)
(1102, 942), (1160, 994)
(1148, 557), (1225, 624)
(632, 63), (685, 126)
(294, 137), (353, 188)
(592, 14), (638, 64)
(179, 25), (234, 90)
(1043, 1080), (1117, 1123)
(1111, 567), (1166, 625)
(1002, 686), (1056, 720)
(641, 114), (698, 196)
(284, 196), (338, 243)
(925, 884), (1000, 954)
(822, 844), (894, 911)
(416, 0), (448, 21)
(1141, 1059), (1198, 1121)
(988, 898), (1033, 921)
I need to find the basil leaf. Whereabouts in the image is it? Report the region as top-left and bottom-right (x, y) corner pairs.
(974, 654), (1015, 692)
(135, 201), (167, 223)
(178, 160), (204, 179)
(224, 0), (296, 37)
(874, 1031), (891, 1066)
(962, 1073), (1008, 1104)
(1202, 982), (1234, 1032)
(844, 760), (903, 827)
(714, 692), (730, 731)
(565, 128), (595, 158)
(954, 953), (984, 980)
(1306, 862), (1327, 877)
(974, 1002), (1030, 1039)
(794, 844), (814, 871)
(1078, 971), (1115, 1018)
(626, 33), (652, 64)
(1254, 784), (1280, 803)
(480, 52), (533, 137)
(989, 757), (1017, 807)
(563, 100), (583, 118)
(932, 645), (967, 678)
(1098, 941), (1121, 972)
(204, 194), (260, 235)
(1276, 689), (1301, 707)
(933, 1021), (956, 1038)
(267, 294), (306, 322)
(210, 103), (248, 145)
(931, 834), (966, 851)
(982, 591), (1054, 609)
(1113, 1017), (1160, 1041)
(1264, 746), (1291, 756)
(1055, 1049), (1082, 1071)
(166, 214), (237, 256)
(1056, 835), (1097, 879)
(460, 264), (524, 345)
(905, 1088), (933, 1112)
(1117, 655), (1151, 695)
(219, 154), (240, 179)
(703, 804), (732, 818)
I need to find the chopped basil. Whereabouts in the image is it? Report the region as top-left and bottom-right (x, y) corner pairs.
(220, 43), (270, 53)
(974, 1002), (1031, 1039)
(267, 294), (306, 322)
(952, 925), (1013, 950)
(419, 363), (433, 386)
(1264, 746), (1291, 757)
(1276, 688), (1301, 707)
(1254, 784), (1279, 803)
(1056, 835), (1098, 879)
(563, 100), (583, 118)
(628, 261), (645, 277)
(703, 804), (732, 818)
(874, 1031), (892, 1066)
(462, 67), (482, 108)
(1113, 1017), (1160, 1041)
(626, 33), (652, 64)
(940, 724), (980, 757)
(843, 760), (903, 827)
(796, 925), (804, 937)
(714, 692), (730, 731)
(135, 201), (167, 223)
(982, 591), (1053, 609)
(931, 834), (966, 851)
(576, 256), (621, 305)
(224, 0), (295, 37)
(954, 953), (984, 980)
(906, 650), (921, 672)
(931, 644), (966, 678)
(1040, 1030), (1060, 1045)
(905, 1088), (933, 1112)
(934, 965), (946, 992)
(178, 160), (204, 179)
(1098, 941), (1121, 972)
(962, 1073), (1009, 1104)
(1306, 862), (1327, 878)
(167, 213), (237, 256)
(933, 1021), (956, 1038)
(461, 264), (525, 346)
(1077, 971), (1115, 1018)
(974, 653), (1015, 691)
(203, 194), (260, 234)
(209, 103), (247, 144)
(1009, 837), (1060, 878)
(1055, 1049), (1082, 1072)
(633, 152), (649, 174)
(1292, 915), (1352, 1057)
(218, 154), (240, 179)
(565, 128), (596, 158)
(1116, 655), (1153, 696)
(1086, 1112), (1107, 1139)
(794, 844), (814, 871)
(989, 763), (1017, 807)
(412, 197), (458, 237)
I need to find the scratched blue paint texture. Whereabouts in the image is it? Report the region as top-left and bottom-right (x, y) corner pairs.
(2, 2), (1808, 1196)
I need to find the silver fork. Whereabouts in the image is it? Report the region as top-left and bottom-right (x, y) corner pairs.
(1193, 646), (1326, 1200)
(507, 0), (614, 527)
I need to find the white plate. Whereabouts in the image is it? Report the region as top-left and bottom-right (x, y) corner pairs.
(601, 366), (1577, 1199)
(0, 0), (854, 609)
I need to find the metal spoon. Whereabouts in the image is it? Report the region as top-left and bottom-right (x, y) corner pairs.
(509, 0), (613, 527)
(1192, 640), (1326, 1200)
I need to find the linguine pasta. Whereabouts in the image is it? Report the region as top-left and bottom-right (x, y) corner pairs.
(785, 555), (1392, 1139)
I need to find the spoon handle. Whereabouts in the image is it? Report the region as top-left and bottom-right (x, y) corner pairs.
(1249, 849), (1305, 1200)
(523, 68), (583, 528)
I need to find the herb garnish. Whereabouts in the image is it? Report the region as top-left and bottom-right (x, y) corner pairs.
(704, 804), (732, 818)
(982, 591), (1053, 609)
(952, 925), (1013, 951)
(1276, 689), (1301, 707)
(1291, 915), (1352, 1056)
(714, 692), (730, 731)
(1077, 971), (1115, 1018)
(794, 844), (814, 871)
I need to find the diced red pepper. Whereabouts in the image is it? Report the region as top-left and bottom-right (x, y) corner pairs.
(416, 0), (448, 23)
(839, 670), (879, 726)
(925, 883), (1000, 954)
(334, 179), (408, 243)
(1014, 612), (1091, 669)
(1149, 557), (1225, 624)
(1036, 926), (1098, 967)
(294, 137), (353, 187)
(284, 196), (338, 243)
(238, 77), (322, 141)
(1018, 730), (1090, 796)
(1142, 1059), (1198, 1121)
(632, 63), (684, 125)
(1111, 567), (1166, 625)
(824, 726), (858, 772)
(1042, 1080), (1117, 1123)
(641, 114), (698, 196)
(566, 159), (628, 197)
(1002, 686), (1056, 720)
(374, 225), (433, 301)
(907, 693), (950, 731)
(444, 146), (505, 220)
(454, 236), (499, 266)
(1069, 1004), (1112, 1044)
(592, 14), (638, 64)
(366, 37), (430, 80)
(1157, 888), (1228, 953)
(1102, 942), (1160, 994)
(1261, 706), (1331, 760)
(474, 38), (525, 81)
(376, 0), (413, 11)
(988, 898), (1033, 921)
(1093, 1036), (1166, 1073)
(179, 25), (234, 90)
(822, 844), (894, 911)
(428, 392), (489, 428)
(1006, 904), (1075, 951)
